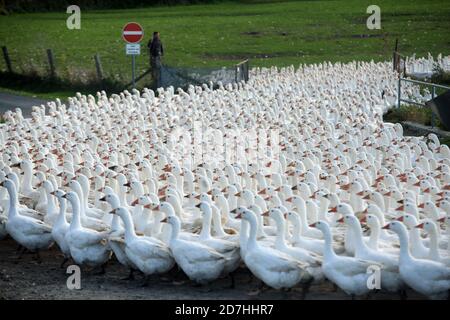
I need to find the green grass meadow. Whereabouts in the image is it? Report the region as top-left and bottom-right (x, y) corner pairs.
(0, 0), (449, 93)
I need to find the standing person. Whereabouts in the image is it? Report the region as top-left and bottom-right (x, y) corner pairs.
(147, 31), (164, 88)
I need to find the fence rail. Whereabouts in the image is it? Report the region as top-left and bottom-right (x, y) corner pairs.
(1, 45), (250, 90)
(397, 77), (450, 127)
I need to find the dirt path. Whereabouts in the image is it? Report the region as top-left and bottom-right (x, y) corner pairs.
(0, 92), (51, 118)
(0, 238), (425, 300)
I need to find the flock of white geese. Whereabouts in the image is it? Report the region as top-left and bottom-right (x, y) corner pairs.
(1, 59), (450, 300)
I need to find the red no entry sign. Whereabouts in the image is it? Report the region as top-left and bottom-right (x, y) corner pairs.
(122, 22), (144, 43)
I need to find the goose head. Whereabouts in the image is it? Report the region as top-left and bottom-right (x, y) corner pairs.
(382, 220), (408, 237)
(396, 213), (419, 230)
(268, 208), (286, 221)
(415, 219), (438, 235)
(335, 202), (355, 216)
(100, 192), (121, 209)
(338, 214), (361, 229)
(51, 188), (66, 199)
(158, 201), (176, 217)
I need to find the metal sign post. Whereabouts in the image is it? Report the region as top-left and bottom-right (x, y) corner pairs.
(132, 55), (135, 88)
(122, 22), (143, 89)
(126, 43), (140, 88)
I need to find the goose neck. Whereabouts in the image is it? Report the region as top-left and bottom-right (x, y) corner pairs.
(55, 198), (68, 226)
(6, 184), (18, 218)
(199, 212), (212, 239)
(119, 211), (137, 242)
(69, 197), (82, 230)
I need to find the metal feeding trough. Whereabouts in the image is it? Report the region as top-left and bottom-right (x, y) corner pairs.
(426, 90), (450, 130)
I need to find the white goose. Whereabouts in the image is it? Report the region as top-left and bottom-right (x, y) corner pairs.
(339, 214), (404, 294)
(110, 207), (175, 285)
(415, 219), (450, 266)
(162, 215), (227, 284)
(310, 220), (381, 298)
(50, 189), (71, 267)
(197, 202), (241, 285)
(2, 179), (54, 255)
(237, 209), (313, 292)
(64, 191), (111, 270)
(100, 192), (139, 279)
(267, 208), (324, 283)
(383, 221), (450, 300)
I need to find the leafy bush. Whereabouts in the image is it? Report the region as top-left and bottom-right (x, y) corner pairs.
(384, 104), (445, 129)
(431, 64), (450, 86)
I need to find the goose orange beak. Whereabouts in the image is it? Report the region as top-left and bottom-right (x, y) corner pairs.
(396, 216), (404, 222)
(336, 217), (344, 223)
(309, 222), (317, 228)
(160, 217), (168, 223)
(131, 199), (139, 206)
(329, 206), (337, 213)
(382, 224), (390, 229)
(415, 223), (424, 229)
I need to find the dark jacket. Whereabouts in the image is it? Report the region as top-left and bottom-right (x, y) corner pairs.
(148, 38), (163, 57)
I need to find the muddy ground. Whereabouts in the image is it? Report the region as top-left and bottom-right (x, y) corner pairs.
(0, 237), (425, 300)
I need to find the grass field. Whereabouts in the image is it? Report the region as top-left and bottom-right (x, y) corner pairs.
(0, 0), (449, 92)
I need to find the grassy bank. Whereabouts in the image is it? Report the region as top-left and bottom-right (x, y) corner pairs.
(0, 0), (449, 99)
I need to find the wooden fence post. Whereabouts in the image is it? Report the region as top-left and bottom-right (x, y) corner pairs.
(2, 46), (12, 73)
(393, 38), (399, 72)
(46, 48), (56, 78)
(94, 54), (103, 82)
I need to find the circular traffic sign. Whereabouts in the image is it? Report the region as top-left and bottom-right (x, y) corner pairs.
(122, 22), (144, 43)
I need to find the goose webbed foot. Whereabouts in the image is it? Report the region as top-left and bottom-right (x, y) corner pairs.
(247, 280), (267, 296)
(16, 246), (29, 260)
(93, 262), (107, 275)
(399, 289), (408, 300)
(141, 275), (154, 287)
(191, 281), (212, 293)
(229, 272), (235, 289)
(191, 281), (203, 288)
(222, 272), (236, 289)
(332, 283), (338, 292)
(33, 250), (42, 264)
(60, 257), (70, 269)
(300, 283), (311, 300)
(121, 268), (136, 281)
